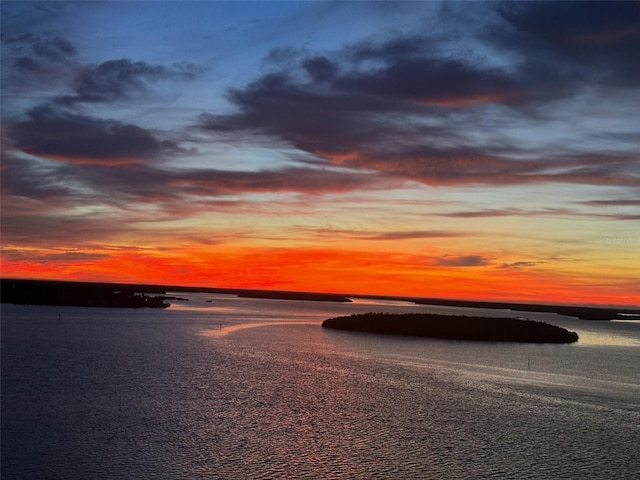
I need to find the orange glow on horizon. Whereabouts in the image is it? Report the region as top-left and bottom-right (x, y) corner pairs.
(2, 244), (638, 307)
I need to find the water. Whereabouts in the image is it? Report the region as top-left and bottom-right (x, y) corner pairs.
(2, 294), (639, 479)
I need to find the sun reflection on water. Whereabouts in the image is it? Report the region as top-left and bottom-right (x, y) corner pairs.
(576, 329), (640, 347)
(200, 321), (316, 337)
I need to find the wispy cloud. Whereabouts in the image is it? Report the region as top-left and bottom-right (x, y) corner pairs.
(498, 261), (546, 270)
(59, 58), (200, 105)
(434, 255), (491, 267)
(578, 199), (640, 207)
(301, 228), (463, 241)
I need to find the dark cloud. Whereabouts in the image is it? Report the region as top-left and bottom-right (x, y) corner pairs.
(2, 32), (76, 60)
(32, 36), (76, 60)
(2, 33), (76, 71)
(1, 33), (77, 87)
(495, 1), (640, 43)
(60, 58), (200, 104)
(491, 1), (640, 87)
(2, 29), (200, 104)
(8, 105), (167, 164)
(204, 31), (532, 167)
(201, 24), (639, 188)
(302, 56), (338, 83)
(434, 255), (490, 267)
(13, 56), (42, 73)
(1, 32), (36, 44)
(334, 54), (525, 106)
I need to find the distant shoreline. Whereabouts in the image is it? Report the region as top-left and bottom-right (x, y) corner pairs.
(1, 278), (638, 319)
(322, 313), (580, 344)
(237, 291), (351, 302)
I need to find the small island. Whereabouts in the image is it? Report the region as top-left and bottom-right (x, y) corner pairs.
(322, 312), (579, 344)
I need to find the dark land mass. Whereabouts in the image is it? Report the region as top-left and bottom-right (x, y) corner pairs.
(238, 290), (351, 302)
(0, 279), (351, 308)
(322, 312), (580, 344)
(347, 294), (639, 321)
(1, 279), (169, 309)
(1, 279), (637, 319)
(407, 298), (637, 321)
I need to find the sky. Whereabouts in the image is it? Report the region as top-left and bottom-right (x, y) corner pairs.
(1, 1), (639, 306)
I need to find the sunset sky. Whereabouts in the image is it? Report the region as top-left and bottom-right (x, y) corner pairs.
(1, 1), (639, 306)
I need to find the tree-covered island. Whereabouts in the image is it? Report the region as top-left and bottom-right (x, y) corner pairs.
(322, 312), (579, 344)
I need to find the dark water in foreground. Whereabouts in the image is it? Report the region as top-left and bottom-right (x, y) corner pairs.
(2, 295), (639, 479)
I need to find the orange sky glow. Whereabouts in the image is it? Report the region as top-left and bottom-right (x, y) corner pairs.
(3, 241), (638, 306)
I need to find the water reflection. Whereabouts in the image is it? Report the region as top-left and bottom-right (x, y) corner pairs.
(201, 321), (315, 337)
(577, 330), (640, 347)
(347, 298), (421, 307)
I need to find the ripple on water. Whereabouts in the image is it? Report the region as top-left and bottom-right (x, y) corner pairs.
(2, 304), (639, 479)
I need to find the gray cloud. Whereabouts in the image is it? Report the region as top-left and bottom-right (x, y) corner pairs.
(60, 58), (201, 104)
(498, 261), (546, 270)
(8, 105), (167, 164)
(434, 255), (491, 267)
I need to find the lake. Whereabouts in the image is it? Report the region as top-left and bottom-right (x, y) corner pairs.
(2, 294), (639, 479)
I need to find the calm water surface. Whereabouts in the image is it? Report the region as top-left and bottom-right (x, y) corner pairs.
(2, 295), (639, 479)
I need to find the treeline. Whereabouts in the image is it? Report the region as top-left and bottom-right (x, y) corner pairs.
(322, 312), (579, 344)
(1, 279), (169, 309)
